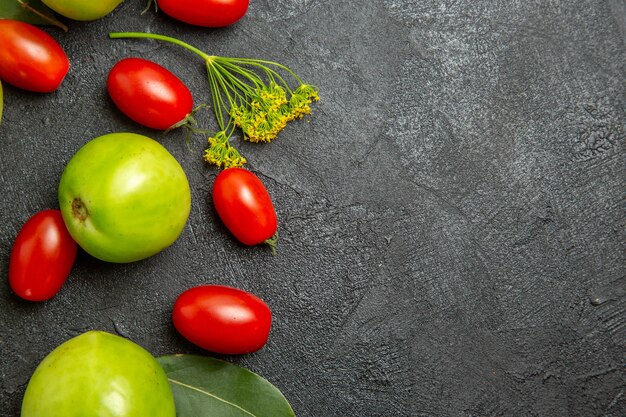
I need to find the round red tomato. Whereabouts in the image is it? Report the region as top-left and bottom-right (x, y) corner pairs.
(9, 210), (78, 302)
(0, 20), (69, 93)
(157, 0), (249, 27)
(173, 285), (272, 354)
(212, 168), (277, 247)
(107, 58), (193, 130)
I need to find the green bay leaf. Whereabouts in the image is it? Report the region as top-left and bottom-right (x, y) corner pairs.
(0, 0), (65, 29)
(157, 355), (296, 417)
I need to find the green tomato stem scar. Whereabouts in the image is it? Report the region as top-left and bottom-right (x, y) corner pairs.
(72, 198), (88, 221)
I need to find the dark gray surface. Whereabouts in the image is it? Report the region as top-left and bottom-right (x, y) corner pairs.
(1, 1), (624, 416)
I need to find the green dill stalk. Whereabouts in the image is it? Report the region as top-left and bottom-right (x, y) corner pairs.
(109, 32), (319, 169)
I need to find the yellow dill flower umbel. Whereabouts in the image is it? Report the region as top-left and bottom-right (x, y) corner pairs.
(204, 131), (247, 169)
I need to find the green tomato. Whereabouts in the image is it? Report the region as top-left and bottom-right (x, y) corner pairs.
(58, 132), (191, 263)
(21, 331), (176, 417)
(41, 0), (123, 21)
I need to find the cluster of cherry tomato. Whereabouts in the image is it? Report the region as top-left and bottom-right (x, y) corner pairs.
(10, 207), (273, 355)
(2, 0), (281, 355)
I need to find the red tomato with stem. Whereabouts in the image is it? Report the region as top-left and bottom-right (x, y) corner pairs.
(173, 285), (272, 354)
(9, 210), (78, 301)
(107, 58), (194, 130)
(0, 20), (69, 93)
(157, 0), (249, 27)
(212, 168), (278, 249)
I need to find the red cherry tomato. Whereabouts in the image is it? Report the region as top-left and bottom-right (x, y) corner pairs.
(173, 285), (272, 354)
(0, 20), (69, 93)
(9, 210), (78, 301)
(107, 58), (193, 130)
(212, 168), (277, 246)
(157, 0), (249, 27)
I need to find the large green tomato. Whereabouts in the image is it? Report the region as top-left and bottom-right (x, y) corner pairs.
(21, 331), (176, 417)
(41, 0), (123, 21)
(58, 132), (191, 263)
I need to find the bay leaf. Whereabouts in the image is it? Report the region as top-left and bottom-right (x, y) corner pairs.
(157, 355), (296, 417)
(0, 0), (66, 30)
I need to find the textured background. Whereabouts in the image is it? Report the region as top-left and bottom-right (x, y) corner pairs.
(0, 1), (624, 416)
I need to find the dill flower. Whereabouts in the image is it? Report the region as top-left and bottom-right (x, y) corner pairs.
(203, 131), (247, 169)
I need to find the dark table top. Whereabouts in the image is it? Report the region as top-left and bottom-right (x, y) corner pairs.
(1, 1), (624, 416)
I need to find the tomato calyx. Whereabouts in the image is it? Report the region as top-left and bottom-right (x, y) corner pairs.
(264, 231), (278, 256)
(142, 0), (158, 14)
(164, 104), (210, 143)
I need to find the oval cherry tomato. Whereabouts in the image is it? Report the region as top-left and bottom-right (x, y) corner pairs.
(157, 0), (249, 27)
(9, 210), (78, 301)
(212, 168), (277, 246)
(107, 58), (193, 130)
(0, 20), (69, 93)
(173, 285), (272, 354)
